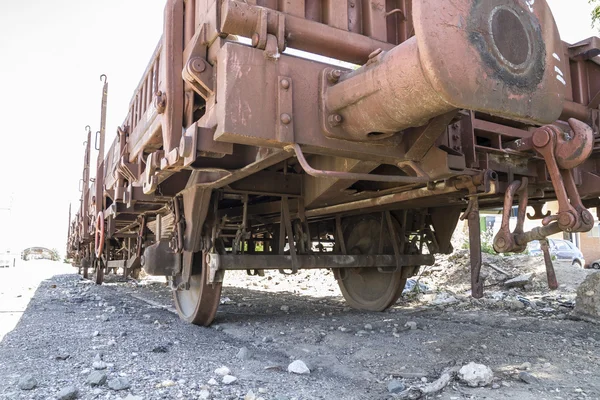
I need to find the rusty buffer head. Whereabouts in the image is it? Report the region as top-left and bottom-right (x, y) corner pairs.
(413, 0), (564, 123)
(324, 0), (565, 141)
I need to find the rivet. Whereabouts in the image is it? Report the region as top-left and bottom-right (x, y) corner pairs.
(251, 33), (260, 47)
(280, 79), (290, 89)
(327, 69), (342, 83)
(281, 113), (292, 125)
(328, 114), (343, 127)
(191, 58), (206, 73)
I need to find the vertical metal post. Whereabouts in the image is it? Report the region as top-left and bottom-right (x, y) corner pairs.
(96, 75), (108, 216)
(466, 197), (484, 298)
(82, 127), (92, 239)
(67, 204), (72, 254)
(540, 239), (559, 290)
(97, 75), (108, 171)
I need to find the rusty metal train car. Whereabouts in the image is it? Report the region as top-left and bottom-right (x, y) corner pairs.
(67, 0), (600, 326)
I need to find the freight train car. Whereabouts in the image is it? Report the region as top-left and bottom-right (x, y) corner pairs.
(67, 0), (600, 326)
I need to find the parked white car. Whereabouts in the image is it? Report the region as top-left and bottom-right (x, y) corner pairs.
(0, 252), (15, 268)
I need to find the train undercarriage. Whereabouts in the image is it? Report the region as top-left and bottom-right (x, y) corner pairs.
(67, 0), (600, 326)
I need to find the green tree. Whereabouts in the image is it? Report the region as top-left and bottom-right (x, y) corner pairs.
(50, 248), (60, 261)
(592, 0), (600, 28)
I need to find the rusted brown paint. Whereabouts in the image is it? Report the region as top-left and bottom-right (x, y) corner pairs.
(67, 0), (600, 320)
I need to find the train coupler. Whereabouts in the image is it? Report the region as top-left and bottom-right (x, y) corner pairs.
(494, 120), (594, 289)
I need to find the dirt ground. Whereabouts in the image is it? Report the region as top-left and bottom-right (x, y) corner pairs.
(0, 256), (599, 400)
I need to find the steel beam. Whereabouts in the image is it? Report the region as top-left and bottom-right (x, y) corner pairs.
(209, 254), (434, 271)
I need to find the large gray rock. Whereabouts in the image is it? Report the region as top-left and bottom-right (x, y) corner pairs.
(86, 371), (107, 386)
(56, 386), (79, 400)
(387, 380), (405, 393)
(18, 374), (37, 390)
(458, 362), (494, 387)
(574, 272), (600, 323)
(108, 377), (131, 391)
(287, 360), (310, 375)
(236, 347), (251, 361)
(519, 371), (539, 385)
(504, 273), (535, 288)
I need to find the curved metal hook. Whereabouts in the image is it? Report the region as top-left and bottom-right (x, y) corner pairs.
(100, 74), (107, 83)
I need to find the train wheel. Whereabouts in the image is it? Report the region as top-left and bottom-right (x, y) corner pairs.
(94, 259), (104, 285)
(335, 215), (407, 312)
(172, 252), (222, 326)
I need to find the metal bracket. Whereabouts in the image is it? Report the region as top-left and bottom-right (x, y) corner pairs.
(182, 23), (214, 100)
(319, 67), (352, 141)
(206, 252), (222, 284)
(183, 58), (214, 100)
(142, 151), (163, 194)
(277, 76), (294, 143)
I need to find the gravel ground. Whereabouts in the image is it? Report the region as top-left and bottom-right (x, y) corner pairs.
(1, 260), (599, 400)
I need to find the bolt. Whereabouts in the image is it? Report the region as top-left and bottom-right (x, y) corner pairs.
(368, 48), (383, 60)
(328, 114), (343, 127)
(327, 69), (342, 84)
(251, 33), (260, 47)
(583, 210), (594, 225)
(496, 237), (506, 249)
(190, 58), (206, 73)
(532, 129), (550, 148)
(452, 134), (460, 140)
(280, 79), (290, 90)
(558, 212), (576, 230)
(280, 113), (292, 125)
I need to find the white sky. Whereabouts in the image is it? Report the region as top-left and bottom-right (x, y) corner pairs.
(0, 0), (597, 255)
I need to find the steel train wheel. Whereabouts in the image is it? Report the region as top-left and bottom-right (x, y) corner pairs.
(336, 215), (407, 311)
(172, 252), (222, 326)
